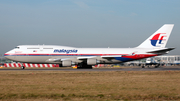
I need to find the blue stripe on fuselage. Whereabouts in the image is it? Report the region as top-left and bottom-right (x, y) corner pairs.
(114, 57), (134, 62)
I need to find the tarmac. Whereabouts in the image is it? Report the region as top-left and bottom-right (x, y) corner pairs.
(0, 66), (180, 71)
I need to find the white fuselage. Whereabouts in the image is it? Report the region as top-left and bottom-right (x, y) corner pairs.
(4, 45), (159, 64)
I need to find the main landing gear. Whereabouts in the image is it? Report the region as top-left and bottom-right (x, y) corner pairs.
(77, 63), (93, 69)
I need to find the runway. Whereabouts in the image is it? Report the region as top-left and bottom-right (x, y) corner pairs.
(0, 66), (180, 71)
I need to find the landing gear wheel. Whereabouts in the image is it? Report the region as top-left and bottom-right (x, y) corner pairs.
(59, 64), (62, 67)
(83, 65), (93, 69)
(77, 63), (93, 69)
(21, 66), (25, 69)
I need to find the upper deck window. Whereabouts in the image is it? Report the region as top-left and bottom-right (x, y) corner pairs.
(14, 47), (20, 49)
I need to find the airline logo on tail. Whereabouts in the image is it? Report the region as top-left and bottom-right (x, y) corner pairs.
(150, 33), (166, 47)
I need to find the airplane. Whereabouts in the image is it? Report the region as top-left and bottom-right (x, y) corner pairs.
(4, 24), (175, 69)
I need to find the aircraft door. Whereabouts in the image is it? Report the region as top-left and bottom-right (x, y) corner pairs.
(39, 46), (43, 52)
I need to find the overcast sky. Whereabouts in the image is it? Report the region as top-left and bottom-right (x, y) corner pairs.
(0, 0), (180, 55)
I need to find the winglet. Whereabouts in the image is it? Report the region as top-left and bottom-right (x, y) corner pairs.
(137, 24), (174, 48)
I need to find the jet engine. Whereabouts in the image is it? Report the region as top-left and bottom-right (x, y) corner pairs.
(62, 60), (72, 67)
(87, 58), (97, 65)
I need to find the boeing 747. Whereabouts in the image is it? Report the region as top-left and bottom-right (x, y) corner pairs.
(4, 24), (175, 69)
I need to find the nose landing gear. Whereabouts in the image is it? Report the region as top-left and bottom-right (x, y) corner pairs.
(21, 64), (25, 69)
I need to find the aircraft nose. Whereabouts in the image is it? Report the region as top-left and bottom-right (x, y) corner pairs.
(4, 52), (10, 59)
(4, 50), (13, 60)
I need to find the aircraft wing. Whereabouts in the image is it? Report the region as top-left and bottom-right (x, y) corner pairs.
(101, 55), (122, 59)
(147, 48), (175, 54)
(77, 55), (123, 60)
(46, 55), (123, 63)
(77, 56), (99, 60)
(46, 57), (83, 63)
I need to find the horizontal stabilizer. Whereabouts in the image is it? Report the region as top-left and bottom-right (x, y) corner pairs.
(147, 48), (175, 54)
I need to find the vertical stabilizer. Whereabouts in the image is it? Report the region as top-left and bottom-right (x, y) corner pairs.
(137, 24), (174, 48)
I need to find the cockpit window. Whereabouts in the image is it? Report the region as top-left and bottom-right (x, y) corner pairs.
(14, 47), (20, 49)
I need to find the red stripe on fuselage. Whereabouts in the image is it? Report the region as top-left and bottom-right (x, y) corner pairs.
(122, 54), (158, 59)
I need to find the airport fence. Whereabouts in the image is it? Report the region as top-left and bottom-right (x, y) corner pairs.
(3, 63), (116, 68)
(4, 63), (59, 68)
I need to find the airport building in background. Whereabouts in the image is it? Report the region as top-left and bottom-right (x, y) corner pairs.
(125, 55), (180, 66)
(156, 55), (180, 65)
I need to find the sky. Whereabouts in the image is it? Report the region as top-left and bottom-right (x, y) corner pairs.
(0, 0), (180, 55)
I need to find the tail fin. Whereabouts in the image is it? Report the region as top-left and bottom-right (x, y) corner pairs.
(137, 24), (174, 48)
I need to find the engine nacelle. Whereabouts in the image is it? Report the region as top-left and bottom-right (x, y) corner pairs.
(62, 60), (72, 67)
(87, 58), (97, 65)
